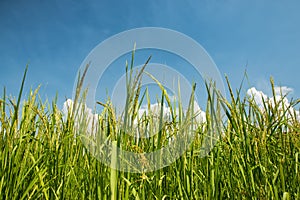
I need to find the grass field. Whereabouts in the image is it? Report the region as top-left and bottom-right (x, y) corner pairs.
(0, 58), (299, 199)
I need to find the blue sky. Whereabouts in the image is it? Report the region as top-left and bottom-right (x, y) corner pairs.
(1, 0), (300, 108)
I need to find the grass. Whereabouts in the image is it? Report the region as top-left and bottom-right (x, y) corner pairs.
(0, 53), (299, 199)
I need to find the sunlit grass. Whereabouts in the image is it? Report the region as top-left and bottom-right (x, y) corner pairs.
(0, 54), (299, 199)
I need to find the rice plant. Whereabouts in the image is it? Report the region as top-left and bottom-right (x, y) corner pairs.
(0, 52), (299, 199)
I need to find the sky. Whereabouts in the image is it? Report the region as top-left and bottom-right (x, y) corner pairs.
(1, 0), (300, 109)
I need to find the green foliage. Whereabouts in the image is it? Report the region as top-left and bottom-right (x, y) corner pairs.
(0, 57), (299, 199)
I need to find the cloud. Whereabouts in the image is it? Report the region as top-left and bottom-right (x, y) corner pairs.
(62, 99), (207, 138)
(62, 99), (99, 136)
(193, 101), (207, 124)
(137, 101), (206, 124)
(246, 87), (268, 110)
(247, 86), (299, 122)
(62, 86), (300, 140)
(274, 86), (293, 96)
(135, 101), (206, 139)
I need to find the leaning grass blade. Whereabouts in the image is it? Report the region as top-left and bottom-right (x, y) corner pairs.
(144, 71), (175, 121)
(111, 141), (118, 200)
(9, 65), (28, 136)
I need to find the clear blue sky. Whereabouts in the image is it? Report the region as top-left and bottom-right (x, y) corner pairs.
(1, 0), (300, 107)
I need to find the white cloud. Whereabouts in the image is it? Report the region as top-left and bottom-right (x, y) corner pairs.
(247, 86), (299, 122)
(62, 99), (206, 139)
(134, 101), (206, 139)
(137, 101), (206, 123)
(274, 86), (293, 96)
(63, 85), (299, 139)
(246, 87), (268, 110)
(62, 99), (99, 136)
(193, 101), (206, 124)
(62, 99), (73, 116)
(138, 103), (172, 120)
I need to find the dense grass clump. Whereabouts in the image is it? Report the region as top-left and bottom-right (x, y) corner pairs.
(0, 60), (299, 199)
